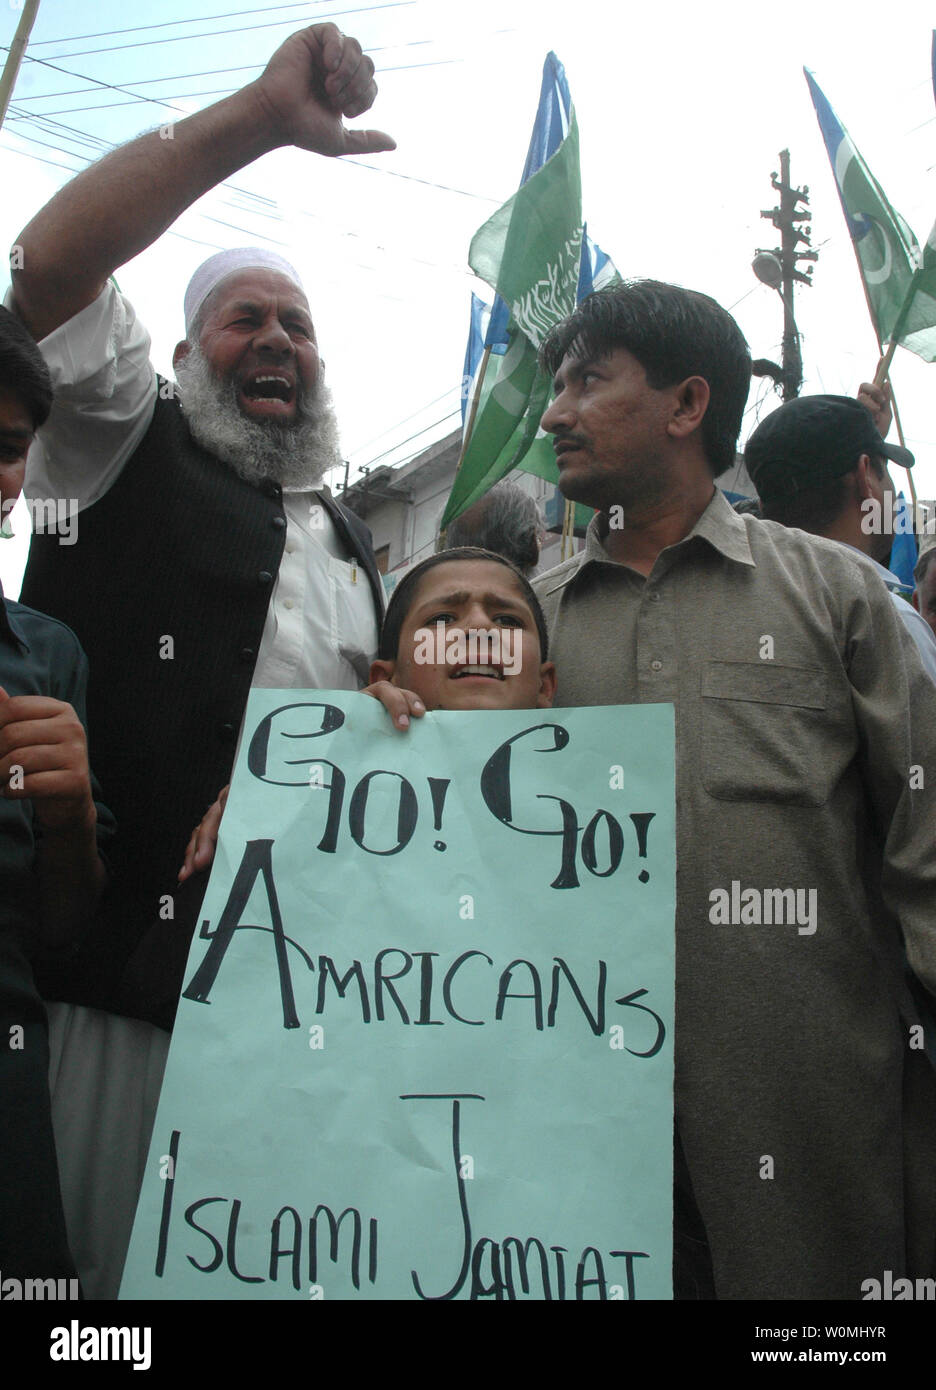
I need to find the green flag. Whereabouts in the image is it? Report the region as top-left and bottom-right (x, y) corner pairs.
(440, 57), (584, 529)
(887, 221), (936, 361)
(805, 69), (936, 360)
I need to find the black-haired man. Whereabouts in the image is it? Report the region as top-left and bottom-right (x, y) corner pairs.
(0, 305), (112, 1286)
(746, 393), (936, 681)
(533, 279), (936, 1300)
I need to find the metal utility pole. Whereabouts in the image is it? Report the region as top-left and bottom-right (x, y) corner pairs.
(752, 150), (818, 400)
(0, 0), (41, 132)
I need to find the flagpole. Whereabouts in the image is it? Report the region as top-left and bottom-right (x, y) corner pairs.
(885, 394), (917, 509)
(845, 226), (917, 504)
(457, 345), (492, 470)
(868, 361), (918, 509)
(438, 345), (493, 548)
(872, 282), (919, 508)
(871, 339), (897, 387)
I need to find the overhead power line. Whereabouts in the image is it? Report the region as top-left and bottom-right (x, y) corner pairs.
(4, 105), (282, 251)
(32, 2), (416, 62)
(10, 52), (495, 204)
(31, 88), (249, 116)
(29, 2), (339, 48)
(9, 106), (110, 153)
(3, 38), (493, 266)
(346, 159), (499, 203)
(348, 383), (460, 456)
(0, 138), (79, 175)
(18, 51), (214, 116)
(10, 36), (436, 103)
(4, 106), (474, 273)
(23, 58), (461, 118)
(1, 133), (229, 250)
(356, 409), (460, 472)
(12, 62), (265, 100)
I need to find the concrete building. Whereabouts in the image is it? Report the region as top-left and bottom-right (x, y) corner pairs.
(340, 429), (575, 591)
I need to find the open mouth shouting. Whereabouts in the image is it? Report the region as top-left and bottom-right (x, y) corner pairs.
(450, 663), (506, 682)
(238, 370), (297, 417)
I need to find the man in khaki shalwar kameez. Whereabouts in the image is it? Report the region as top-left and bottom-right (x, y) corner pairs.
(532, 279), (936, 1300)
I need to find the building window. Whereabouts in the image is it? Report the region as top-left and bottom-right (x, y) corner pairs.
(374, 544), (390, 574)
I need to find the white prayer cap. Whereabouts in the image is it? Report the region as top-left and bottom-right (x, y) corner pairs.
(183, 248), (306, 336)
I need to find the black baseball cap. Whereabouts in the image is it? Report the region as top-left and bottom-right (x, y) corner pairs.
(745, 394), (914, 503)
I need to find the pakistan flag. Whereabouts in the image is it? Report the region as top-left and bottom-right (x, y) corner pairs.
(806, 68), (936, 360)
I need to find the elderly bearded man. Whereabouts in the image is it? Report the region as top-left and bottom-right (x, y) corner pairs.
(7, 23), (390, 1297)
(532, 279), (936, 1300)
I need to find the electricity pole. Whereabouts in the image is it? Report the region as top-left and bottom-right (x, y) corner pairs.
(752, 150), (818, 400)
(0, 0), (41, 131)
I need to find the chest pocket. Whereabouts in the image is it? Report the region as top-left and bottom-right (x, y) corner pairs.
(329, 554), (379, 685)
(700, 660), (838, 806)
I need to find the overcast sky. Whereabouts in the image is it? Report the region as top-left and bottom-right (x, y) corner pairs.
(2, 0), (935, 592)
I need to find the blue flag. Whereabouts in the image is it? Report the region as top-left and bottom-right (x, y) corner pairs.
(482, 54), (574, 352)
(577, 224), (614, 301)
(889, 494), (917, 594)
(461, 293), (492, 425)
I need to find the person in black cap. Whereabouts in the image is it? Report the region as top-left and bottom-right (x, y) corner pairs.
(746, 393), (936, 682)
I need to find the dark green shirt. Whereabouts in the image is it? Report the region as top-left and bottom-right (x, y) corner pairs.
(0, 578), (113, 1280)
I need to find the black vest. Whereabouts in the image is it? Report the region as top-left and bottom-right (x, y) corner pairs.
(22, 382), (383, 1027)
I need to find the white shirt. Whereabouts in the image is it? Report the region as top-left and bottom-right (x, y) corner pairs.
(12, 283), (379, 691)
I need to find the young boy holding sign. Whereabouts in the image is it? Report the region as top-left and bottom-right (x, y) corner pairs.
(365, 546), (557, 723)
(181, 545), (710, 1298)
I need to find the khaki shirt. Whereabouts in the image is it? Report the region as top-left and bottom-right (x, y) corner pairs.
(534, 488), (936, 1300)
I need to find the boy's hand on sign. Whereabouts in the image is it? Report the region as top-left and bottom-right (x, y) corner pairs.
(179, 783), (229, 882)
(0, 686), (96, 833)
(360, 681), (426, 731)
(857, 380), (892, 438)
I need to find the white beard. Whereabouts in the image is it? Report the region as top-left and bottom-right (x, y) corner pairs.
(174, 343), (342, 491)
